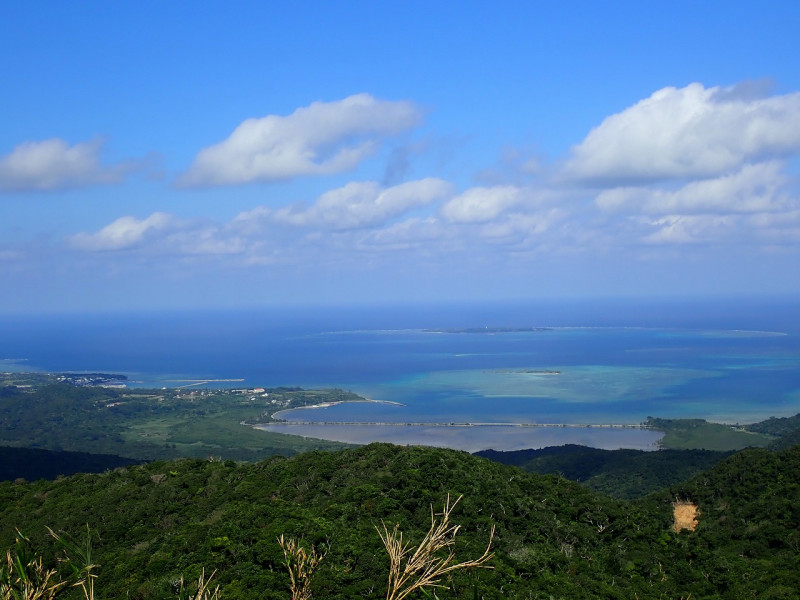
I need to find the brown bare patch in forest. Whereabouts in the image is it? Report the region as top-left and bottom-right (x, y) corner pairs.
(672, 500), (699, 532)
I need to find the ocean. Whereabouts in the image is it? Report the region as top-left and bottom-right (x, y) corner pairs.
(2, 297), (799, 451)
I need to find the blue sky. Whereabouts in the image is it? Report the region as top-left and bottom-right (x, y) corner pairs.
(2, 1), (800, 313)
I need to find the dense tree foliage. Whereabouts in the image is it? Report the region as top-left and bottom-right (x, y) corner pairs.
(0, 446), (139, 482)
(653, 446), (800, 599)
(2, 444), (799, 600)
(745, 413), (800, 436)
(477, 445), (735, 498)
(769, 428), (800, 450)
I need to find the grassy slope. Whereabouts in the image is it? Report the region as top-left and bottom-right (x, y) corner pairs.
(646, 417), (775, 450)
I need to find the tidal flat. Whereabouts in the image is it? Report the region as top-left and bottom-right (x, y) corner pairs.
(256, 422), (664, 452)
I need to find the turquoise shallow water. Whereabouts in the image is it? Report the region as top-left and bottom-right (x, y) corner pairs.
(272, 327), (800, 427)
(2, 299), (799, 451)
(260, 323), (800, 450)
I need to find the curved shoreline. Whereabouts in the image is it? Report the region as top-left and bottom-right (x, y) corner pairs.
(271, 398), (405, 421)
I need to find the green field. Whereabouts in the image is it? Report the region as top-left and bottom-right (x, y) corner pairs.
(647, 417), (775, 451)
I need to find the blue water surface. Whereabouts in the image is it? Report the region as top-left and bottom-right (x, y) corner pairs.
(2, 297), (799, 430)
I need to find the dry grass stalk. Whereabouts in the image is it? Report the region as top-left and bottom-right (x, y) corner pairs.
(278, 535), (325, 600)
(47, 527), (97, 600)
(177, 568), (220, 600)
(1, 532), (66, 600)
(377, 494), (494, 600)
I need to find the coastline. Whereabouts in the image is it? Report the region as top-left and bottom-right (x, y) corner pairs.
(270, 397), (405, 420)
(5, 307), (796, 453)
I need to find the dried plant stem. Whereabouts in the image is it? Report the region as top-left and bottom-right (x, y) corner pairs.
(377, 495), (494, 600)
(177, 568), (220, 600)
(1, 531), (66, 600)
(47, 527), (96, 600)
(278, 535), (324, 600)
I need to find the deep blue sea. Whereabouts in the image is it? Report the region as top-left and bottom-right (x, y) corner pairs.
(2, 297), (799, 451)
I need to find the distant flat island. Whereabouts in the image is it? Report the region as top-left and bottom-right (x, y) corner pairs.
(423, 326), (553, 334)
(492, 369), (561, 375)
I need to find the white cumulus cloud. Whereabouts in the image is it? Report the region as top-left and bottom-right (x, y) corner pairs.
(0, 138), (131, 192)
(564, 83), (800, 183)
(179, 94), (422, 186)
(641, 214), (738, 244)
(479, 209), (567, 244)
(596, 162), (790, 214)
(71, 213), (176, 251)
(440, 186), (521, 223)
(271, 178), (453, 230)
(362, 217), (449, 251)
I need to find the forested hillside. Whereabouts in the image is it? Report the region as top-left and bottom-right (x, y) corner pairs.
(0, 446), (138, 482)
(477, 445), (734, 498)
(746, 413), (800, 450)
(2, 444), (799, 600)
